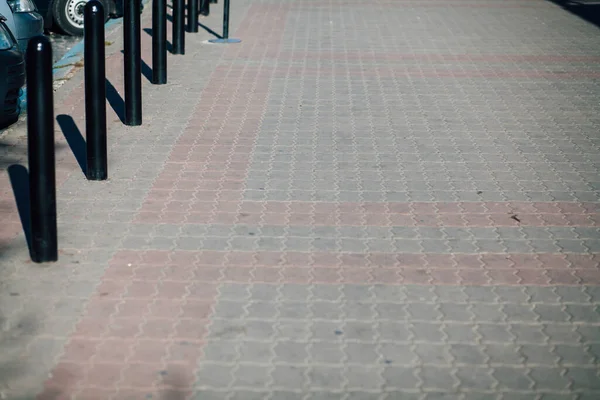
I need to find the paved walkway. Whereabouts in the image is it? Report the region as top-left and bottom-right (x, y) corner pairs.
(1, 0), (600, 399)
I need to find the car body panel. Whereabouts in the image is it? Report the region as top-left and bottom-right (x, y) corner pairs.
(0, 1), (17, 32)
(0, 18), (25, 129)
(12, 9), (43, 50)
(32, 0), (52, 29)
(0, 0), (44, 51)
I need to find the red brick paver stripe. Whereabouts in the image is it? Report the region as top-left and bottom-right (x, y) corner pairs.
(291, 0), (548, 9)
(277, 51), (600, 64)
(39, 4), (291, 399)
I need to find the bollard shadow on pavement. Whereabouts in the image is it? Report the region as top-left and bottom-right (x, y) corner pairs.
(143, 28), (174, 53)
(7, 164), (32, 252)
(141, 59), (153, 83)
(118, 49), (153, 83)
(197, 21), (222, 39)
(105, 78), (126, 123)
(165, 13), (223, 39)
(57, 115), (87, 176)
(547, 0), (600, 29)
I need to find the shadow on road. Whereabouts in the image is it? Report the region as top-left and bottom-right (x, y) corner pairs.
(56, 115), (86, 176)
(118, 49), (153, 83)
(165, 13), (222, 39)
(7, 164), (31, 252)
(143, 27), (174, 53)
(105, 79), (126, 123)
(548, 0), (600, 29)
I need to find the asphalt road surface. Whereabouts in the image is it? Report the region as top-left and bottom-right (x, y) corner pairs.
(47, 31), (82, 64)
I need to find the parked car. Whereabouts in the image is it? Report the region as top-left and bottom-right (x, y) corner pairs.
(1, 0), (43, 51)
(0, 13), (25, 129)
(32, 0), (127, 36)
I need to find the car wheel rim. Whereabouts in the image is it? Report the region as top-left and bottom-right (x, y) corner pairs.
(65, 0), (88, 28)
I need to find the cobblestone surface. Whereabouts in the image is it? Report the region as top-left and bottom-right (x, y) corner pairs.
(0, 0), (599, 399)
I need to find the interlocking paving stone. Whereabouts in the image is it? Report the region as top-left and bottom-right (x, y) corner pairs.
(0, 0), (599, 398)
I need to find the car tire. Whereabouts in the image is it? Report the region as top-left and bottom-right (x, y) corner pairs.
(52, 0), (110, 36)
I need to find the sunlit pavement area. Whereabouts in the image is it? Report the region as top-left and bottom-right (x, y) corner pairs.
(1, 0), (600, 399)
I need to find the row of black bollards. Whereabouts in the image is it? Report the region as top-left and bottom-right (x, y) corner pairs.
(152, 0), (167, 84)
(124, 0), (143, 126)
(26, 36), (57, 263)
(173, 0), (185, 54)
(24, 0), (238, 262)
(188, 0), (199, 33)
(84, 1), (108, 180)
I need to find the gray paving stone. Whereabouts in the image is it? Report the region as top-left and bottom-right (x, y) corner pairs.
(312, 302), (343, 320)
(492, 367), (534, 390)
(529, 367), (571, 391)
(279, 285), (311, 302)
(311, 322), (345, 342)
(484, 344), (524, 365)
(455, 367), (496, 391)
(312, 286), (342, 301)
(191, 390), (230, 400)
(271, 365), (306, 389)
(383, 393), (422, 400)
(476, 324), (513, 343)
(208, 320), (247, 341)
(214, 301), (247, 319)
(553, 344), (594, 365)
(308, 342), (345, 364)
(238, 341), (274, 363)
(442, 324), (479, 344)
(340, 302), (374, 320)
(519, 344), (560, 365)
(279, 302), (312, 320)
(308, 366), (345, 390)
(509, 324), (547, 344)
(233, 364), (272, 388)
(229, 391), (269, 400)
(419, 366), (457, 390)
(563, 367), (600, 390)
(461, 394), (500, 400)
(575, 326), (600, 344)
(449, 344), (487, 365)
(338, 322), (375, 343)
(345, 343), (380, 364)
(346, 365), (383, 390)
(277, 321), (311, 341)
(273, 341), (309, 364)
(196, 363), (235, 388)
(202, 341), (240, 363)
(527, 288), (561, 304)
(534, 305), (571, 322)
(439, 304), (473, 322)
(246, 302), (279, 319)
(565, 305), (600, 323)
(218, 284), (251, 301)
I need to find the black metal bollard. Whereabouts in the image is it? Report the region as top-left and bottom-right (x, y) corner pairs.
(209, 0), (240, 43)
(84, 1), (108, 180)
(26, 35), (58, 263)
(223, 0), (230, 38)
(152, 0), (167, 83)
(124, 0), (142, 125)
(200, 0), (209, 16)
(187, 0), (198, 32)
(173, 0), (185, 54)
